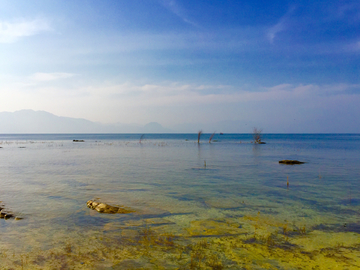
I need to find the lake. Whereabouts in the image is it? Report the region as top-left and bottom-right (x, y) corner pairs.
(0, 133), (359, 269)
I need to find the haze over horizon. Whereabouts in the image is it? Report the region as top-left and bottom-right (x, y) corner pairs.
(1, 1), (359, 133)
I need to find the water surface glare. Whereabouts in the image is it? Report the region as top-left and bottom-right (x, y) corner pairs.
(0, 134), (359, 269)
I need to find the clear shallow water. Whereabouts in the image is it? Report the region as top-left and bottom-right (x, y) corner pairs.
(0, 134), (359, 269)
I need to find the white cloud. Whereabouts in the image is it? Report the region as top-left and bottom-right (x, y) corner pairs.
(267, 6), (296, 44)
(0, 18), (50, 43)
(29, 72), (76, 82)
(267, 21), (286, 44)
(161, 0), (199, 27)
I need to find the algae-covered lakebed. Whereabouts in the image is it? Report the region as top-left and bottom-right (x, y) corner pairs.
(0, 134), (359, 269)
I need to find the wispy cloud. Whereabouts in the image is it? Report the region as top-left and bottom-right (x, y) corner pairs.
(1, 78), (359, 130)
(0, 18), (50, 43)
(267, 7), (295, 44)
(267, 21), (286, 44)
(29, 72), (76, 82)
(103, 83), (232, 101)
(81, 81), (360, 108)
(333, 2), (360, 23)
(346, 40), (360, 52)
(161, 0), (199, 27)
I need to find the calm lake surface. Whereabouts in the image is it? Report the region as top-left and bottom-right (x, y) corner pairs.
(0, 133), (359, 269)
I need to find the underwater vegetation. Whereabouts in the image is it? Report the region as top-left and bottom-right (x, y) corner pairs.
(1, 211), (359, 269)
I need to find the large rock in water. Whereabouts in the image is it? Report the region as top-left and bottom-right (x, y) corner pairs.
(87, 200), (135, 214)
(279, 160), (305, 165)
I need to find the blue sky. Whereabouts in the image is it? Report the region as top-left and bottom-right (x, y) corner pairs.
(0, 0), (359, 132)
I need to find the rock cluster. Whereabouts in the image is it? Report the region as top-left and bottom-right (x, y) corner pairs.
(0, 203), (22, 220)
(87, 200), (135, 214)
(279, 160), (305, 165)
(0, 211), (13, 219)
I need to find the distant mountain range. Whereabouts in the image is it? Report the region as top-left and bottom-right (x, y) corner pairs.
(0, 110), (173, 133)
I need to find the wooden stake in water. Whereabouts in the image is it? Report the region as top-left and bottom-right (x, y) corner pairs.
(287, 176), (289, 188)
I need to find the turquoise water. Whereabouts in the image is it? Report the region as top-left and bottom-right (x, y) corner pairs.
(0, 134), (359, 269)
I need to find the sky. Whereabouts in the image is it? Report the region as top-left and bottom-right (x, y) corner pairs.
(0, 0), (359, 133)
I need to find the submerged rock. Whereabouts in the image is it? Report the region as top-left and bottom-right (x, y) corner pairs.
(279, 160), (305, 165)
(87, 200), (135, 214)
(0, 203), (21, 220)
(0, 211), (15, 219)
(73, 140), (85, 142)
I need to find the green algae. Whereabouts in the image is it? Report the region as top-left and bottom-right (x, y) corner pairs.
(1, 212), (360, 270)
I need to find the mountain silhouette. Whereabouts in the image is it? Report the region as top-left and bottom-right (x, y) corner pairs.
(0, 110), (172, 133)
